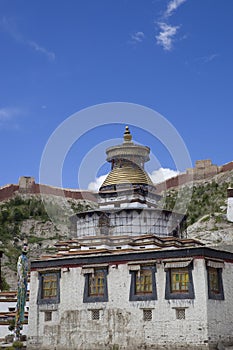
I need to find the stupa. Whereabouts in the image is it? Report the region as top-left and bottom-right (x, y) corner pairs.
(70, 126), (185, 246)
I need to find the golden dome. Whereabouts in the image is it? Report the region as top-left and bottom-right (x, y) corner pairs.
(100, 163), (153, 189)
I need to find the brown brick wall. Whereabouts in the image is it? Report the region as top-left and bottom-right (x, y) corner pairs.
(155, 160), (233, 193)
(0, 182), (97, 203)
(0, 185), (19, 201)
(36, 184), (97, 202)
(221, 161), (233, 172)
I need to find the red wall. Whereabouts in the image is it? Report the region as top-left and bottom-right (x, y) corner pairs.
(0, 183), (97, 203)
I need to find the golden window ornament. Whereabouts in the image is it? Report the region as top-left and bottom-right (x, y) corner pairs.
(209, 267), (220, 294)
(171, 268), (189, 293)
(42, 273), (58, 299)
(135, 269), (152, 295)
(88, 270), (105, 296)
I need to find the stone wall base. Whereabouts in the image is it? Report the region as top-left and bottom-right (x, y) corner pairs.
(27, 341), (212, 350)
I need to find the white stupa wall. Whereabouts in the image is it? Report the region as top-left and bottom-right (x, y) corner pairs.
(227, 197), (233, 222)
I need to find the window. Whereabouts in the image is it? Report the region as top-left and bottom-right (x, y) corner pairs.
(83, 268), (108, 303)
(207, 266), (224, 300)
(88, 270), (105, 297)
(8, 307), (15, 312)
(165, 263), (194, 300)
(129, 265), (157, 301)
(171, 268), (189, 293)
(42, 274), (58, 299)
(98, 213), (110, 235)
(37, 271), (60, 305)
(209, 268), (219, 293)
(135, 269), (152, 295)
(176, 308), (185, 320)
(143, 309), (152, 321)
(91, 309), (100, 320)
(44, 311), (52, 322)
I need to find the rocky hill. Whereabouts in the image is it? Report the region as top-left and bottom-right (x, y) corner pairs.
(0, 168), (233, 290)
(161, 169), (233, 251)
(0, 193), (97, 290)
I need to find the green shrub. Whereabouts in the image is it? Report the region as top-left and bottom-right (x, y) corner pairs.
(1, 276), (10, 291)
(12, 341), (24, 348)
(163, 180), (231, 226)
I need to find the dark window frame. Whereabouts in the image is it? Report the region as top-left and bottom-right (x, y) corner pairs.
(83, 268), (108, 303)
(129, 265), (157, 301)
(165, 264), (195, 300)
(207, 266), (224, 300)
(37, 270), (61, 305)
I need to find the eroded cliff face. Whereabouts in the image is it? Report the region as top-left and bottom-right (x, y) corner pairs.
(187, 214), (233, 253)
(1, 219), (67, 289)
(0, 193), (97, 290)
(161, 170), (233, 250)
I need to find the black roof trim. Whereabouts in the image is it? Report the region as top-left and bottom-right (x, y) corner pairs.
(31, 247), (233, 269)
(72, 207), (185, 218)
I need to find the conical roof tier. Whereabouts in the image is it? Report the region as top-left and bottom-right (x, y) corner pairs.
(100, 163), (153, 189)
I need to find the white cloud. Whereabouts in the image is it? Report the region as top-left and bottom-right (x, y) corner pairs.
(155, 0), (187, 51)
(0, 16), (55, 61)
(0, 107), (22, 129)
(0, 107), (21, 121)
(87, 168), (179, 191)
(149, 168), (179, 184)
(28, 41), (55, 61)
(198, 53), (219, 64)
(87, 174), (108, 192)
(156, 22), (180, 51)
(0, 16), (22, 41)
(164, 0), (187, 18)
(131, 31), (145, 43)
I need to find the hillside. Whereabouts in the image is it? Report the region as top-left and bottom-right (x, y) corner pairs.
(0, 194), (97, 290)
(161, 169), (233, 250)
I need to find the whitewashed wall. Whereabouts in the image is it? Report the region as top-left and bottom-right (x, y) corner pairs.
(206, 262), (233, 347)
(27, 258), (233, 350)
(76, 209), (176, 238)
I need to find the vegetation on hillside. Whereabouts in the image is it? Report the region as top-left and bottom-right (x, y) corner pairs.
(0, 196), (93, 244)
(163, 180), (233, 226)
(0, 195), (94, 286)
(0, 196), (50, 272)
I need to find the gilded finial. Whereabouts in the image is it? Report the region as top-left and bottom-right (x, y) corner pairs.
(124, 125), (132, 142)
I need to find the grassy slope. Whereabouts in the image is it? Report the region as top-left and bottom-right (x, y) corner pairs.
(0, 195), (94, 290)
(163, 180), (231, 226)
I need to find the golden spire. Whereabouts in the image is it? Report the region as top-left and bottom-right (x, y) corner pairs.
(123, 125), (132, 142)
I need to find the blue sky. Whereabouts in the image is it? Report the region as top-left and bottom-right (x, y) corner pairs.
(0, 0), (233, 190)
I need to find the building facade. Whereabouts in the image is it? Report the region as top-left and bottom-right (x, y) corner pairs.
(227, 188), (233, 222)
(27, 127), (233, 350)
(0, 291), (29, 341)
(27, 245), (233, 350)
